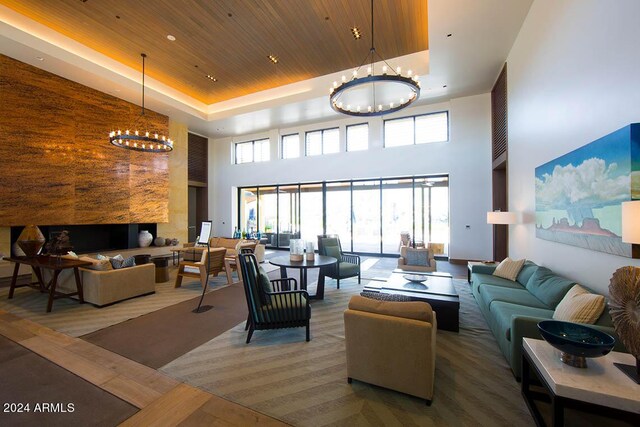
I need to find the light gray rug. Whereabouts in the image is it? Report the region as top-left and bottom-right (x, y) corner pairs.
(161, 275), (534, 427)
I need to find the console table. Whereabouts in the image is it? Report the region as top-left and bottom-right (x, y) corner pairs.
(521, 338), (640, 426)
(6, 256), (92, 312)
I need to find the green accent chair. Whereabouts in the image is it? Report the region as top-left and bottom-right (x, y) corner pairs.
(317, 235), (361, 289)
(238, 253), (311, 343)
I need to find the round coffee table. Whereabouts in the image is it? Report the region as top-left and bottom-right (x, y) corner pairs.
(269, 255), (337, 300)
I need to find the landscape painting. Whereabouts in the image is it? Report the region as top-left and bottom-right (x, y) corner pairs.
(535, 124), (640, 258)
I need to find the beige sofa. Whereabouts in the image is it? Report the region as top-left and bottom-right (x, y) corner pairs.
(344, 295), (437, 404)
(397, 243), (437, 272)
(53, 263), (155, 307)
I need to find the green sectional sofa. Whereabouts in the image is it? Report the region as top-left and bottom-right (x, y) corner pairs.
(471, 261), (626, 379)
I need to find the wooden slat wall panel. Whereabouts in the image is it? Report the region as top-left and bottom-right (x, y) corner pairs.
(491, 64), (508, 162)
(0, 54), (169, 226)
(188, 133), (208, 184)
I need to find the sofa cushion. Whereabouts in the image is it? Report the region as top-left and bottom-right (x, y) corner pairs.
(472, 274), (525, 299)
(481, 285), (549, 309)
(491, 301), (554, 342)
(348, 295), (433, 323)
(553, 284), (605, 324)
(515, 261), (539, 286)
(258, 266), (273, 305)
(525, 267), (575, 309)
(493, 257), (525, 281)
(339, 261), (359, 276)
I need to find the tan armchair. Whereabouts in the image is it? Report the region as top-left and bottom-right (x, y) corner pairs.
(175, 247), (226, 289)
(397, 243), (437, 272)
(344, 295), (437, 404)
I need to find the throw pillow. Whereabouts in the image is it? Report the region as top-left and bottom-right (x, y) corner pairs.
(96, 254), (109, 261)
(405, 249), (429, 266)
(525, 266), (576, 309)
(493, 257), (526, 281)
(258, 266), (273, 305)
(121, 256), (136, 269)
(360, 291), (411, 302)
(79, 256), (113, 271)
(324, 245), (341, 260)
(109, 254), (125, 269)
(553, 284), (605, 324)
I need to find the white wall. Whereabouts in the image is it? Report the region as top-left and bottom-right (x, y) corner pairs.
(507, 0), (640, 294)
(208, 94), (492, 261)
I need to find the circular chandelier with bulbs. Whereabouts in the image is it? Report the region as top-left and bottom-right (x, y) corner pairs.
(329, 0), (420, 117)
(109, 53), (173, 152)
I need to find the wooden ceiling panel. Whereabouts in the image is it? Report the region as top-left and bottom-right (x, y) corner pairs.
(1, 0), (428, 104)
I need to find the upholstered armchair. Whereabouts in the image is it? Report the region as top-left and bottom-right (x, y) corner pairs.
(317, 235), (361, 288)
(238, 253), (311, 343)
(344, 295), (437, 404)
(397, 243), (437, 272)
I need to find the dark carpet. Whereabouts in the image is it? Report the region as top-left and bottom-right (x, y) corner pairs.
(0, 336), (137, 427)
(82, 283), (248, 369)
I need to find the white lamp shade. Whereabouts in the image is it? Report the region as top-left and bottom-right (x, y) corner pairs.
(621, 200), (640, 243)
(487, 211), (518, 225)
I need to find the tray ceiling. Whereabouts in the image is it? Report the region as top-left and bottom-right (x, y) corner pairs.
(1, 0), (428, 104)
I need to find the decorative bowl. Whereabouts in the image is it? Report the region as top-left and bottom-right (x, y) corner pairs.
(538, 320), (615, 368)
(403, 274), (427, 283)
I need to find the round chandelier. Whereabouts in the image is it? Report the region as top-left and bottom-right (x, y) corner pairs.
(109, 53), (173, 152)
(329, 0), (420, 117)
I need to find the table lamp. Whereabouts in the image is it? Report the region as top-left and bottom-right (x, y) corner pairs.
(609, 200), (640, 383)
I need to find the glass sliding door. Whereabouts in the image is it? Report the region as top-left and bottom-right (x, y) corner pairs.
(258, 186), (277, 244)
(352, 180), (381, 253)
(381, 178), (414, 254)
(414, 178), (431, 244)
(277, 185), (299, 248)
(430, 180), (450, 256)
(299, 183), (324, 244)
(326, 181), (352, 251)
(239, 187), (257, 235)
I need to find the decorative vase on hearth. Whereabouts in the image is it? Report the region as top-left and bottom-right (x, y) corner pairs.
(138, 230), (153, 248)
(154, 236), (166, 247)
(17, 225), (45, 257)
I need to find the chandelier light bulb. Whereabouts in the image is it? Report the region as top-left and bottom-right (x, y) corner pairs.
(125, 130), (130, 135)
(367, 66), (372, 75)
(347, 104), (351, 110)
(352, 70), (358, 77)
(341, 75), (346, 82)
(333, 81), (338, 88)
(145, 131), (149, 137)
(357, 105), (361, 112)
(382, 65), (388, 74)
(338, 102), (343, 108)
(390, 102), (394, 108)
(396, 66), (401, 74)
(368, 106), (372, 112)
(378, 104), (382, 111)
(400, 98), (405, 104)
(408, 69), (413, 76)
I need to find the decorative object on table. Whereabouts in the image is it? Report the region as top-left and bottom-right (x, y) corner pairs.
(109, 53), (173, 153)
(164, 237), (171, 246)
(535, 123), (640, 258)
(138, 230), (153, 247)
(537, 320), (615, 368)
(154, 236), (166, 247)
(329, 0), (420, 117)
(305, 241), (315, 261)
(290, 239), (304, 262)
(44, 230), (71, 255)
(16, 224), (45, 257)
(170, 238), (179, 246)
(403, 274), (427, 284)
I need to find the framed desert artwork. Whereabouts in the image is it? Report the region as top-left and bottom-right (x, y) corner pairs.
(535, 123), (640, 258)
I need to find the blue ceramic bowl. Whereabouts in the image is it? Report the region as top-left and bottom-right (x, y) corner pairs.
(538, 320), (615, 358)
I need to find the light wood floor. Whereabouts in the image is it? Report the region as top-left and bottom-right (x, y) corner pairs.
(0, 309), (289, 426)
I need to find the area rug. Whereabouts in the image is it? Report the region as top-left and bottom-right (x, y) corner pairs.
(82, 283), (248, 369)
(0, 272), (230, 337)
(0, 335), (137, 427)
(161, 279), (534, 427)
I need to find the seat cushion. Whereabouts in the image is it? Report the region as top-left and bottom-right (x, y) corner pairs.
(480, 285), (549, 309)
(262, 294), (309, 322)
(525, 267), (575, 309)
(491, 301), (554, 342)
(339, 262), (359, 277)
(472, 274), (525, 298)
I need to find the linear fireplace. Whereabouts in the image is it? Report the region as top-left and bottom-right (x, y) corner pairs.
(10, 223), (158, 255)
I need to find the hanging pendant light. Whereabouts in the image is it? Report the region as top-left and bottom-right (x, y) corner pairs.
(329, 0), (420, 117)
(109, 53), (173, 152)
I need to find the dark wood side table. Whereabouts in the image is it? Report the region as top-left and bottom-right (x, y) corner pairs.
(6, 256), (92, 313)
(151, 255), (171, 283)
(269, 255), (337, 300)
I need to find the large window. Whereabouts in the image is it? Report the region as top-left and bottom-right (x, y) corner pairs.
(281, 134), (300, 159)
(234, 138), (270, 164)
(305, 128), (339, 156)
(238, 175), (449, 255)
(384, 111), (449, 147)
(346, 123), (368, 152)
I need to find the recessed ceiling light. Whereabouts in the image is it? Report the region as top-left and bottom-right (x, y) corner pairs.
(447, 33), (452, 37)
(35, 56), (44, 61)
(268, 54), (279, 64)
(351, 27), (361, 40)
(115, 15), (121, 19)
(206, 74), (217, 82)
(443, 85), (447, 88)
(167, 34), (176, 41)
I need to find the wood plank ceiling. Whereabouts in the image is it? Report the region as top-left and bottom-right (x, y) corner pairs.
(1, 0), (428, 104)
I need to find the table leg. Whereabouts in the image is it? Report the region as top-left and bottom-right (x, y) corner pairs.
(224, 258), (235, 285)
(315, 268), (326, 300)
(8, 263), (20, 299)
(468, 267), (471, 283)
(32, 266), (47, 292)
(300, 268), (307, 291)
(551, 396), (565, 427)
(280, 266), (288, 279)
(46, 270), (61, 313)
(73, 267), (84, 304)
